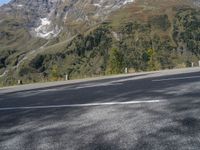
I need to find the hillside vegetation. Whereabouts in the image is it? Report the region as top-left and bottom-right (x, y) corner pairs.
(0, 1), (200, 86)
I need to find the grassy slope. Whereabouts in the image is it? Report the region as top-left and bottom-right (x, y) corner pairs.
(0, 0), (200, 86)
(108, 0), (200, 66)
(0, 15), (47, 85)
(0, 16), (46, 68)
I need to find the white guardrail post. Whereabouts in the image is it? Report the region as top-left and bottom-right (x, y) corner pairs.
(18, 80), (22, 85)
(125, 68), (128, 74)
(199, 61), (200, 67)
(192, 62), (194, 67)
(65, 74), (69, 81)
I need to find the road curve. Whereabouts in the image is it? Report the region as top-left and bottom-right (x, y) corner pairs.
(0, 68), (200, 150)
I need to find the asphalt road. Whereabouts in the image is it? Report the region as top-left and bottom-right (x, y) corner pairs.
(0, 68), (200, 150)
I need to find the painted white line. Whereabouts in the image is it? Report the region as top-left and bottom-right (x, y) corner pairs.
(75, 83), (123, 89)
(0, 100), (165, 111)
(152, 76), (200, 82)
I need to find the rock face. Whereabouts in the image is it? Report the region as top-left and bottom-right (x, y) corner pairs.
(1, 0), (199, 39)
(0, 0), (135, 39)
(193, 0), (200, 6)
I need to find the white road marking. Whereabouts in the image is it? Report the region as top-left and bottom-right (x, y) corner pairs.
(0, 100), (165, 111)
(75, 83), (123, 89)
(152, 76), (200, 82)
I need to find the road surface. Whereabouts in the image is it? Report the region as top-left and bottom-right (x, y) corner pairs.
(0, 68), (200, 150)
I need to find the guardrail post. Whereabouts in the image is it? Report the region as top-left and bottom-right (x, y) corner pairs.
(192, 62), (194, 67)
(18, 80), (22, 85)
(65, 75), (69, 81)
(199, 61), (200, 67)
(125, 68), (128, 74)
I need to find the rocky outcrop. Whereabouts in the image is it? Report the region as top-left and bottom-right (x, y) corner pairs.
(0, 0), (135, 39)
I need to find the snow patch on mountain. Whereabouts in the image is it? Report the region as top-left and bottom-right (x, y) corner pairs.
(92, 0), (135, 9)
(123, 0), (135, 5)
(93, 3), (101, 7)
(17, 4), (23, 7)
(38, 18), (51, 27)
(33, 18), (61, 39)
(92, 0), (135, 18)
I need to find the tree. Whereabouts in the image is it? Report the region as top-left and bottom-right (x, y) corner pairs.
(107, 48), (124, 74)
(50, 65), (60, 81)
(146, 48), (160, 71)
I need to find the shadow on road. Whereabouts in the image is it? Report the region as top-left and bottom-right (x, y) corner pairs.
(0, 72), (200, 149)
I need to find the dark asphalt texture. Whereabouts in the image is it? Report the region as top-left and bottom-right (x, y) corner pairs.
(0, 71), (200, 150)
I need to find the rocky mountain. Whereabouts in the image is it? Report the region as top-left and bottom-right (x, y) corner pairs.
(1, 0), (134, 39)
(0, 0), (200, 86)
(193, 0), (200, 6)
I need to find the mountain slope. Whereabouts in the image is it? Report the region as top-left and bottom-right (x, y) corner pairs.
(0, 0), (135, 39)
(0, 0), (200, 86)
